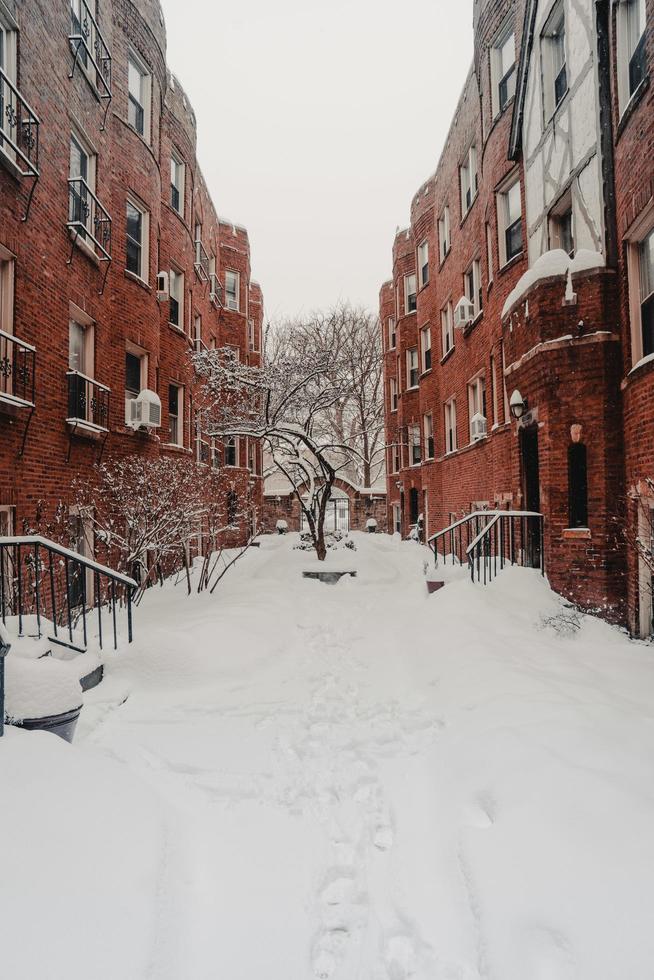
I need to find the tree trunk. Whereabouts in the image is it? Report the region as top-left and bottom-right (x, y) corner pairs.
(315, 527), (327, 561)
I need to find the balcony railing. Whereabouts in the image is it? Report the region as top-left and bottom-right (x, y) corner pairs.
(0, 67), (40, 180)
(0, 329), (36, 409)
(209, 272), (223, 308)
(194, 241), (210, 282)
(69, 0), (112, 104)
(66, 371), (110, 430)
(67, 177), (112, 261)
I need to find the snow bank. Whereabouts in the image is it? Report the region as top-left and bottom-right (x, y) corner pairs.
(4, 656), (83, 720)
(502, 248), (605, 317)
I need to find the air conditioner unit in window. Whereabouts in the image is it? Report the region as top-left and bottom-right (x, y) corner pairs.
(128, 389), (162, 430)
(156, 271), (169, 301)
(454, 296), (475, 328)
(470, 413), (487, 442)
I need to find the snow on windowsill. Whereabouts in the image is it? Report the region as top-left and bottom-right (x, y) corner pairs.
(502, 249), (606, 319)
(628, 352), (654, 376)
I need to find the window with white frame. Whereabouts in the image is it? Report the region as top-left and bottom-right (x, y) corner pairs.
(444, 398), (457, 454)
(125, 346), (147, 422)
(548, 188), (574, 255)
(486, 222), (494, 283)
(127, 50), (151, 140)
(392, 442), (400, 474)
(406, 347), (419, 389)
(169, 268), (184, 328)
(491, 25), (516, 117)
(468, 375), (487, 442)
(404, 273), (417, 314)
(68, 310), (95, 422)
(441, 301), (454, 357)
(225, 270), (239, 311)
(69, 131), (96, 239)
(248, 318), (259, 351)
(168, 383), (183, 446)
(438, 206), (451, 261)
(0, 13), (17, 157)
(126, 197), (149, 280)
(627, 222), (654, 363)
(617, 0), (647, 113)
(225, 436), (237, 467)
(409, 424), (421, 466)
(490, 353), (498, 426)
(392, 503), (401, 534)
(170, 150), (185, 215)
(460, 144), (478, 216)
(541, 1), (567, 121)
(387, 316), (397, 349)
(0, 247), (14, 337)
(497, 176), (523, 266)
(194, 313), (202, 351)
(423, 413), (434, 459)
(464, 259), (483, 317)
(390, 376), (398, 411)
(420, 324), (432, 372)
(418, 240), (429, 288)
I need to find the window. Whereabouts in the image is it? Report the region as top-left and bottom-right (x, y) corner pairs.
(460, 145), (478, 216)
(498, 178), (523, 265)
(248, 318), (259, 351)
(170, 151), (185, 215)
(423, 413), (434, 459)
(126, 198), (148, 279)
(168, 384), (183, 446)
(444, 399), (457, 454)
(617, 0), (647, 113)
(404, 274), (417, 314)
(406, 347), (419, 389)
(438, 207), (451, 261)
(0, 15), (17, 155)
(549, 189), (574, 256)
(541, 1), (567, 120)
(490, 353), (498, 426)
(420, 325), (432, 372)
(392, 503), (401, 534)
(638, 227), (654, 358)
(194, 314), (202, 351)
(467, 375), (487, 442)
(247, 438), (259, 475)
(225, 436), (237, 467)
(169, 268), (184, 328)
(464, 259), (483, 317)
(492, 27), (516, 116)
(568, 442), (588, 528)
(69, 131), (96, 238)
(418, 240), (429, 288)
(124, 347), (147, 423)
(127, 50), (151, 139)
(486, 222), (494, 283)
(409, 424), (421, 466)
(68, 317), (93, 376)
(392, 442), (400, 474)
(225, 270), (240, 311)
(387, 317), (397, 349)
(441, 302), (454, 357)
(390, 376), (398, 411)
(68, 314), (95, 421)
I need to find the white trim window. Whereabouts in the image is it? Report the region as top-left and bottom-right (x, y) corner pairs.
(406, 347), (419, 389)
(486, 221), (494, 283)
(127, 50), (151, 140)
(617, 0), (647, 114)
(170, 150), (185, 216)
(392, 442), (400, 474)
(224, 436), (238, 467)
(409, 424), (421, 467)
(194, 313), (202, 351)
(68, 310), (96, 423)
(497, 177), (522, 266)
(491, 25), (516, 117)
(423, 413), (434, 460)
(418, 240), (429, 288)
(444, 398), (457, 454)
(404, 273), (417, 314)
(168, 383), (183, 446)
(541, 0), (567, 121)
(464, 259), (483, 318)
(438, 206), (451, 261)
(124, 346), (147, 423)
(420, 324), (432, 372)
(0, 12), (18, 159)
(69, 130), (97, 239)
(387, 316), (397, 350)
(548, 188), (574, 256)
(390, 376), (398, 412)
(460, 144), (478, 216)
(628, 223), (654, 363)
(248, 318), (258, 351)
(225, 270), (240, 311)
(126, 197), (149, 280)
(0, 245), (14, 336)
(441, 301), (454, 357)
(392, 503), (401, 534)
(467, 375), (487, 442)
(169, 268), (184, 329)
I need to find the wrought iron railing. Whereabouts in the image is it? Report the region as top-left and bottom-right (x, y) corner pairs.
(194, 241), (210, 282)
(428, 509), (544, 584)
(0, 329), (36, 407)
(69, 0), (112, 102)
(67, 177), (112, 261)
(0, 535), (136, 652)
(66, 371), (110, 429)
(209, 272), (223, 308)
(0, 67), (40, 179)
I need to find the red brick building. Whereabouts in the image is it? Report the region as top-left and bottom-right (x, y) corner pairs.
(381, 0), (654, 635)
(0, 0), (263, 561)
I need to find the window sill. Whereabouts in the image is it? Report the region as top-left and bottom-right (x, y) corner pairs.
(161, 443), (192, 454)
(420, 368), (432, 378)
(69, 230), (101, 267)
(562, 527), (591, 540)
(440, 347), (455, 366)
(463, 311), (483, 336)
(459, 193), (478, 228)
(438, 248), (451, 271)
(125, 120), (153, 152)
(616, 74), (649, 142)
(66, 418), (108, 440)
(0, 146), (23, 182)
(405, 386), (419, 393)
(125, 269), (151, 292)
(497, 252), (524, 276)
(168, 323), (190, 342)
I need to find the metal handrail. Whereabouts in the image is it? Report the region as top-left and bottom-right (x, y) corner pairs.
(0, 66), (40, 178)
(209, 272), (223, 307)
(0, 330), (37, 406)
(66, 370), (111, 429)
(68, 0), (112, 100)
(67, 177), (112, 261)
(466, 512), (545, 585)
(194, 240), (210, 282)
(66, 368), (110, 392)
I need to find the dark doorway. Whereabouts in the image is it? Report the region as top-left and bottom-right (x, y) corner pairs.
(519, 425), (541, 567)
(409, 487), (419, 526)
(400, 490), (405, 535)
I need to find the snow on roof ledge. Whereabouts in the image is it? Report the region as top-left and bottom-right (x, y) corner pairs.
(502, 249), (606, 319)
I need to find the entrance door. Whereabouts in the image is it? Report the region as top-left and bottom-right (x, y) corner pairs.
(519, 425), (541, 567)
(409, 487), (419, 527)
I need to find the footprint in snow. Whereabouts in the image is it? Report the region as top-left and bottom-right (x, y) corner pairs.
(463, 791), (496, 829)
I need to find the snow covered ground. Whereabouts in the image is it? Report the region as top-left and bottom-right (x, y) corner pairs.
(3, 532), (654, 979)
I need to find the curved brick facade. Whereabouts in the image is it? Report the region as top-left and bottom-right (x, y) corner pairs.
(0, 0), (263, 555)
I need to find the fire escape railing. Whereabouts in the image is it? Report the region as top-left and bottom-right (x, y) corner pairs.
(194, 241), (210, 282)
(68, 0), (112, 126)
(0, 329), (36, 408)
(0, 66), (40, 219)
(66, 371), (110, 430)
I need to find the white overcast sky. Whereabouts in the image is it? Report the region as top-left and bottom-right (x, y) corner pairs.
(160, 0), (474, 322)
